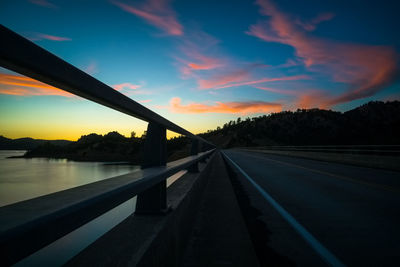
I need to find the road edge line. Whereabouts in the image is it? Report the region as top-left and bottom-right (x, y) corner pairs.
(221, 151), (345, 267)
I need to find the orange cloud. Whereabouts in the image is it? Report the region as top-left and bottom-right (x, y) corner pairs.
(294, 90), (332, 109)
(176, 31), (225, 77)
(169, 97), (282, 115)
(179, 53), (224, 77)
(113, 83), (141, 91)
(248, 0), (399, 105)
(198, 68), (251, 89)
(111, 0), (183, 36)
(187, 54), (223, 71)
(256, 85), (332, 109)
(0, 73), (72, 97)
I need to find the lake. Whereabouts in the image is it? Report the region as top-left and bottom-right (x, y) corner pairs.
(0, 150), (139, 207)
(0, 150), (187, 266)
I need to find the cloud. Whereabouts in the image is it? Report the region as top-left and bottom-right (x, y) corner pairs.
(210, 74), (310, 90)
(84, 62), (98, 75)
(175, 29), (304, 91)
(256, 85), (334, 109)
(247, 0), (399, 106)
(113, 82), (141, 91)
(0, 73), (73, 97)
(30, 33), (71, 41)
(197, 68), (251, 89)
(138, 99), (152, 103)
(295, 13), (335, 32)
(179, 53), (224, 77)
(111, 0), (183, 36)
(255, 86), (299, 96)
(255, 84), (335, 109)
(295, 92), (329, 109)
(175, 30), (225, 78)
(168, 97), (282, 115)
(28, 0), (57, 8)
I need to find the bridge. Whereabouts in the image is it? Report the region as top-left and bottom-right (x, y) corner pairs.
(1, 25), (400, 266)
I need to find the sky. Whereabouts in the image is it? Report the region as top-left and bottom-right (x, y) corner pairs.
(0, 0), (399, 140)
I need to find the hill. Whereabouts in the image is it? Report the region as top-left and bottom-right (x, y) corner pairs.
(199, 101), (400, 148)
(0, 136), (72, 150)
(12, 131), (190, 163)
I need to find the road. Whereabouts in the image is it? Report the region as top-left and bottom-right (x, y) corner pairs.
(223, 149), (400, 266)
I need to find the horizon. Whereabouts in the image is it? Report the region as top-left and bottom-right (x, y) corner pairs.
(1, 0), (400, 140)
(2, 99), (397, 141)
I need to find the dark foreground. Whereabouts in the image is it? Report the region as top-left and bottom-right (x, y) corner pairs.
(224, 149), (400, 266)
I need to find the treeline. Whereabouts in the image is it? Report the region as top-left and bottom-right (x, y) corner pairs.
(199, 101), (400, 148)
(6, 101), (400, 160)
(23, 131), (190, 163)
(0, 136), (71, 150)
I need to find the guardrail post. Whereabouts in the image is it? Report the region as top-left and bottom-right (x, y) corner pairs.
(135, 122), (168, 214)
(199, 141), (207, 163)
(188, 139), (199, 172)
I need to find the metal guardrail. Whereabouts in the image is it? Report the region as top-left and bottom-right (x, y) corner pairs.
(0, 24), (216, 265)
(0, 24), (213, 146)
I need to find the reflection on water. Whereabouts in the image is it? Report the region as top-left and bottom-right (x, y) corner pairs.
(0, 150), (188, 266)
(0, 150), (138, 207)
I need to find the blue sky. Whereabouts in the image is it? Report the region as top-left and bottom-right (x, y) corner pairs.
(0, 0), (399, 140)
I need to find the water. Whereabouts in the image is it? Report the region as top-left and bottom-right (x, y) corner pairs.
(0, 150), (139, 207)
(0, 150), (187, 266)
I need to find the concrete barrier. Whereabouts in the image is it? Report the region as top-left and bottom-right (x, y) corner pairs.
(67, 152), (217, 266)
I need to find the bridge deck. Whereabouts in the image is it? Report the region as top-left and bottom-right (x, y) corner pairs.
(182, 152), (259, 266)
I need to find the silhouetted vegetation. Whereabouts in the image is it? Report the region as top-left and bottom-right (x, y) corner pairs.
(4, 101), (399, 162)
(16, 132), (190, 164)
(0, 136), (72, 150)
(200, 101), (400, 148)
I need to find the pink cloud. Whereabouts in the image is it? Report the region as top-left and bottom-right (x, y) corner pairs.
(30, 33), (71, 41)
(169, 97), (282, 115)
(113, 83), (141, 91)
(176, 30), (225, 78)
(256, 85), (332, 109)
(294, 90), (332, 109)
(295, 13), (335, 31)
(111, 0), (183, 36)
(84, 62), (98, 75)
(212, 75), (310, 90)
(248, 0), (399, 106)
(179, 53), (224, 77)
(255, 86), (299, 96)
(0, 73), (73, 97)
(138, 99), (152, 103)
(28, 0), (57, 8)
(198, 68), (251, 89)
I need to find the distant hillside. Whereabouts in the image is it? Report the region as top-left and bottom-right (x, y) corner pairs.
(12, 131), (190, 163)
(199, 101), (400, 148)
(0, 136), (72, 150)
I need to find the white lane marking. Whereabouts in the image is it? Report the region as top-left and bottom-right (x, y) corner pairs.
(222, 151), (346, 267)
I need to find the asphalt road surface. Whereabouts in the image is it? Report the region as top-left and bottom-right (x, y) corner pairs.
(223, 149), (400, 266)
